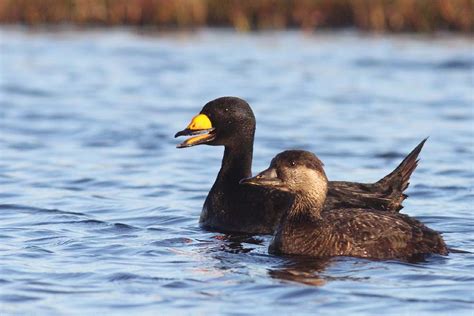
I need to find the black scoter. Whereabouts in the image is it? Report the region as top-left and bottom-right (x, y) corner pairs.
(175, 97), (426, 234)
(240, 150), (448, 260)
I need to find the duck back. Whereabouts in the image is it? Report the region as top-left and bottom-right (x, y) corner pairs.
(324, 138), (427, 213)
(271, 209), (448, 260)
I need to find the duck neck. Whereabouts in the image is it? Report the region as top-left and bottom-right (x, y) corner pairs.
(288, 196), (323, 222)
(218, 141), (254, 185)
(286, 184), (327, 223)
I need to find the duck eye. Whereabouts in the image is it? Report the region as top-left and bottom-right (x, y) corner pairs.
(290, 161), (296, 167)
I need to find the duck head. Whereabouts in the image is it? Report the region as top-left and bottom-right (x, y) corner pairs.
(241, 150), (329, 212)
(175, 97), (256, 148)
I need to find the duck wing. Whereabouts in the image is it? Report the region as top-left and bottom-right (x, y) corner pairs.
(325, 209), (448, 259)
(324, 138), (427, 212)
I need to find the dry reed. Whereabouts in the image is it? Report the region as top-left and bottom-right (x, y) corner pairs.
(0, 0), (472, 32)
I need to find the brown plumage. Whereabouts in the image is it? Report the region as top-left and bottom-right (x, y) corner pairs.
(241, 150), (448, 260)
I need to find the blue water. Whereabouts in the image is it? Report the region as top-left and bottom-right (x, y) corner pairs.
(0, 28), (473, 315)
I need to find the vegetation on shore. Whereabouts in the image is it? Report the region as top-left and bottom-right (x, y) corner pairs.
(0, 0), (472, 33)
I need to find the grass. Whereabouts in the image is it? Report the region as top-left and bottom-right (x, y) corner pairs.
(0, 0), (472, 33)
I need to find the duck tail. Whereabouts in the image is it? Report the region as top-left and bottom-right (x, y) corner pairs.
(448, 248), (472, 254)
(376, 138), (428, 212)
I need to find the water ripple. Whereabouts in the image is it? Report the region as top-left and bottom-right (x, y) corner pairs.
(0, 28), (472, 315)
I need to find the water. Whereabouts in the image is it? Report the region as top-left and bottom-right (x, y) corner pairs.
(0, 28), (473, 315)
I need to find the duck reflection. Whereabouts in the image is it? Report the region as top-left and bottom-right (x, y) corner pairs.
(268, 253), (437, 286)
(200, 233), (333, 286)
(268, 256), (332, 286)
(210, 233), (266, 254)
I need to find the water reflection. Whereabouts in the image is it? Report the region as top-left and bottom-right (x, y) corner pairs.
(269, 256), (333, 286)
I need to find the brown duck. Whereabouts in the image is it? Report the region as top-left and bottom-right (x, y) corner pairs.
(241, 150), (448, 260)
(175, 97), (426, 234)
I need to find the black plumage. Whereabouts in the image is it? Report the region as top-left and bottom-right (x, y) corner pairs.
(326, 138), (426, 212)
(175, 97), (426, 234)
(241, 150), (448, 260)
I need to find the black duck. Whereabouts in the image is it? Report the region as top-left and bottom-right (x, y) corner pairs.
(175, 97), (426, 234)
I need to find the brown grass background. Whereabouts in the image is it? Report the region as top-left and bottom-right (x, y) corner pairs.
(0, 0), (472, 32)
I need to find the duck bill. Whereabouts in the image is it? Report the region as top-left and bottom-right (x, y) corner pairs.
(240, 167), (289, 192)
(174, 114), (216, 148)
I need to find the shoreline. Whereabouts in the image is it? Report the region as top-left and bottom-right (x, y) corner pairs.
(1, 25), (473, 40)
